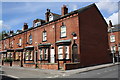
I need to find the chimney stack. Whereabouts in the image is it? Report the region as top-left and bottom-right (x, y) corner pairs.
(61, 5), (68, 16)
(45, 9), (50, 22)
(22, 23), (28, 31)
(109, 20), (113, 27)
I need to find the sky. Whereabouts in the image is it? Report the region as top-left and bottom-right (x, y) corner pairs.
(0, 0), (119, 32)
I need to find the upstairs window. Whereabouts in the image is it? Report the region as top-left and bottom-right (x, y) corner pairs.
(43, 31), (47, 41)
(110, 35), (115, 42)
(34, 22), (41, 27)
(49, 14), (53, 21)
(19, 38), (22, 46)
(10, 41), (14, 48)
(61, 25), (66, 38)
(29, 35), (32, 44)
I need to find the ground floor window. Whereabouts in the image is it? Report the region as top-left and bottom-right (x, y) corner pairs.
(25, 50), (34, 60)
(58, 46), (63, 59)
(15, 52), (21, 60)
(58, 46), (70, 59)
(3, 54), (6, 59)
(39, 48), (48, 60)
(65, 46), (69, 59)
(7, 52), (13, 59)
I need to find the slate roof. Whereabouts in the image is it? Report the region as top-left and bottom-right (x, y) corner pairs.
(108, 24), (120, 32)
(1, 3), (97, 41)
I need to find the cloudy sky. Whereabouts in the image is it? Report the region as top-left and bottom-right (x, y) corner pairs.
(0, 0), (119, 32)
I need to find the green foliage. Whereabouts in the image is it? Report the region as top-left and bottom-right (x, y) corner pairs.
(4, 58), (13, 62)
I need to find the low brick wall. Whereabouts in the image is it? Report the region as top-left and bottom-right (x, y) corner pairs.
(23, 63), (36, 68)
(37, 63), (58, 70)
(4, 62), (11, 66)
(12, 61), (20, 67)
(64, 62), (80, 70)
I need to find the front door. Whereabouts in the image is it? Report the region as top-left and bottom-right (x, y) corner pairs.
(72, 44), (78, 62)
(50, 48), (55, 63)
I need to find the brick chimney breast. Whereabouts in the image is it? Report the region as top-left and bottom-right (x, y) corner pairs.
(45, 9), (50, 22)
(109, 20), (113, 27)
(61, 5), (68, 16)
(22, 23), (28, 31)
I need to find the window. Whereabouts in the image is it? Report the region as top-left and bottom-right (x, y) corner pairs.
(25, 50), (33, 60)
(65, 46), (69, 59)
(49, 14), (53, 21)
(61, 25), (66, 38)
(4, 41), (6, 49)
(111, 46), (116, 53)
(39, 49), (43, 60)
(110, 35), (115, 42)
(25, 51), (29, 60)
(43, 31), (47, 41)
(44, 48), (48, 60)
(34, 22), (41, 27)
(19, 38), (22, 46)
(29, 35), (32, 44)
(58, 46), (63, 59)
(10, 41), (13, 48)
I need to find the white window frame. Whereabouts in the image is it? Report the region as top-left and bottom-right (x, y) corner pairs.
(61, 25), (66, 38)
(65, 46), (69, 59)
(58, 46), (63, 59)
(34, 22), (41, 27)
(44, 48), (48, 60)
(110, 35), (115, 42)
(39, 49), (43, 60)
(111, 46), (116, 53)
(43, 31), (47, 41)
(49, 14), (53, 21)
(29, 35), (32, 44)
(19, 38), (22, 46)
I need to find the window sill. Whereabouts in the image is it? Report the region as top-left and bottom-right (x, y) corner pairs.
(60, 36), (67, 38)
(25, 60), (34, 61)
(42, 40), (47, 42)
(38, 59), (48, 61)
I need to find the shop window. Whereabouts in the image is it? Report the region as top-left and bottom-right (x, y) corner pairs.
(61, 25), (66, 38)
(42, 31), (47, 41)
(110, 35), (115, 42)
(58, 46), (63, 59)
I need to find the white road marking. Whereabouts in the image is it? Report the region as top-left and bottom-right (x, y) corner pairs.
(7, 75), (19, 79)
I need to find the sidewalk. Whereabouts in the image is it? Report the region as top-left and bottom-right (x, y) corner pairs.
(0, 62), (119, 78)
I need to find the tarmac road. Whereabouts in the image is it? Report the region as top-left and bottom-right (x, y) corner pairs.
(60, 65), (119, 78)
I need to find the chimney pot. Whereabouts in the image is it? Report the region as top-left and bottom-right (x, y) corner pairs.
(61, 5), (68, 16)
(23, 23), (28, 31)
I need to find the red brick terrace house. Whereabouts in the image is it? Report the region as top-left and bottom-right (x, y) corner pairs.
(108, 21), (120, 62)
(0, 3), (112, 70)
